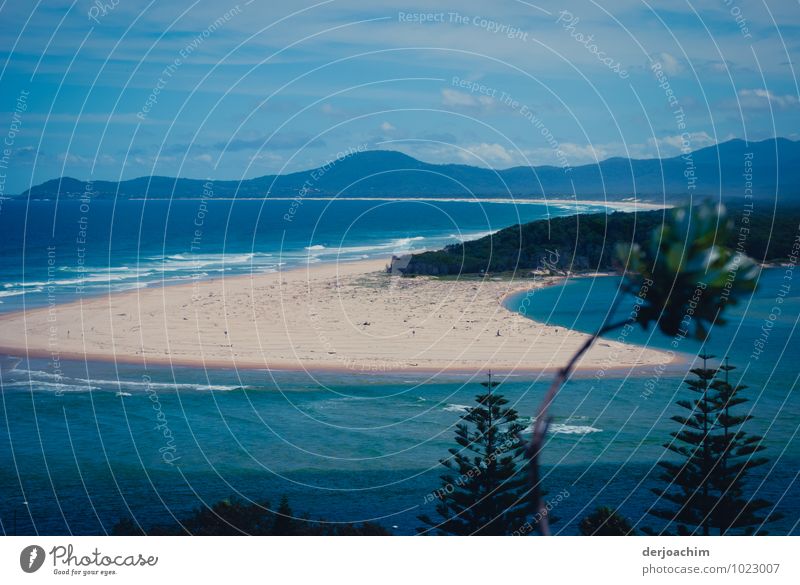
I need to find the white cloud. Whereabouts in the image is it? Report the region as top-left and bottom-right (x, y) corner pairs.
(249, 152), (284, 164)
(648, 132), (716, 153)
(319, 103), (350, 117)
(441, 89), (494, 111)
(380, 121), (396, 132)
(557, 143), (610, 162)
(441, 88), (478, 108)
(738, 88), (799, 109)
(57, 152), (91, 165)
(388, 142), (520, 168)
(652, 52), (683, 75)
(710, 61), (730, 73)
(460, 143), (515, 165)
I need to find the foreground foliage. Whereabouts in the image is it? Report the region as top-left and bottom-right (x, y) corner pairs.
(525, 202), (761, 534)
(112, 495), (390, 536)
(579, 507), (636, 536)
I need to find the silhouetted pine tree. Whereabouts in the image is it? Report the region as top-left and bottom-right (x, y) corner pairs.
(271, 495), (296, 535)
(580, 506), (636, 535)
(649, 353), (719, 535)
(709, 358), (782, 534)
(649, 355), (781, 535)
(418, 375), (534, 535)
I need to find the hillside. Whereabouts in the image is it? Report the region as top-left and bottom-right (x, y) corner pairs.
(18, 138), (800, 201)
(396, 204), (800, 276)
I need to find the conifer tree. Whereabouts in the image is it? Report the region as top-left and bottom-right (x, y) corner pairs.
(708, 358), (782, 534)
(649, 355), (781, 535)
(271, 495), (296, 535)
(418, 375), (534, 535)
(579, 506), (635, 535)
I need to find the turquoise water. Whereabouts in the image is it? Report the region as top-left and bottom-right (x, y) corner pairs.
(0, 199), (797, 535)
(2, 351), (795, 535)
(505, 268), (799, 416)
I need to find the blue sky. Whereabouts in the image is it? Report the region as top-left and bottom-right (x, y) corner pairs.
(0, 0), (798, 194)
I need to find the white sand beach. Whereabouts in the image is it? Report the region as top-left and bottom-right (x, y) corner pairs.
(0, 258), (675, 375)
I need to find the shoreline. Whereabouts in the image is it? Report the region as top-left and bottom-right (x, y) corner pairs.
(0, 344), (686, 379)
(0, 258), (680, 376)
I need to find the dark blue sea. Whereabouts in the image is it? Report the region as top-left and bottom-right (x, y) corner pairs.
(0, 198), (797, 535)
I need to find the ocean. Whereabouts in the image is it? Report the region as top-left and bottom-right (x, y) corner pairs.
(0, 198), (607, 312)
(0, 198), (797, 535)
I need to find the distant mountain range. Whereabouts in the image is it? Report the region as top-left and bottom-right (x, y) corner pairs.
(18, 138), (799, 202)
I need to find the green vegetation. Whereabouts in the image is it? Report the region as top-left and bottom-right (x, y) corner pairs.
(579, 507), (636, 536)
(619, 203), (759, 338)
(648, 355), (782, 535)
(417, 377), (535, 535)
(420, 356), (779, 536)
(111, 495), (390, 536)
(398, 204), (800, 276)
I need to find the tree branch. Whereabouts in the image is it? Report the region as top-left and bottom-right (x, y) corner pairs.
(527, 318), (628, 535)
